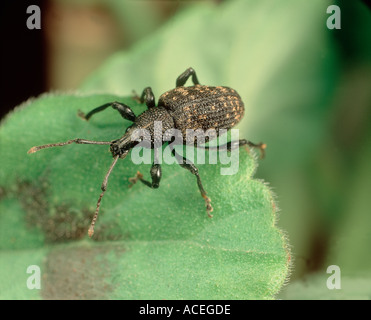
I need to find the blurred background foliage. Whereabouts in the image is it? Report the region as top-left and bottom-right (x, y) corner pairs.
(1, 0), (371, 298)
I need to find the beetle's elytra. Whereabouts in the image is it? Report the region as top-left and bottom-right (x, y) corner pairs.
(158, 85), (244, 138)
(28, 67), (265, 238)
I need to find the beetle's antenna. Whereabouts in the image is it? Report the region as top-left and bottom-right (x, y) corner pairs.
(28, 139), (111, 154)
(88, 155), (119, 238)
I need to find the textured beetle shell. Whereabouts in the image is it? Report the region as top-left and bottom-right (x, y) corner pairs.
(158, 85), (244, 143)
(134, 106), (175, 145)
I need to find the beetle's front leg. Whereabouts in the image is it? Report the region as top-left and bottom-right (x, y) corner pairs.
(129, 163), (161, 189)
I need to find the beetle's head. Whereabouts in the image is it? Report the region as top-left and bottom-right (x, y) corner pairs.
(109, 124), (140, 158)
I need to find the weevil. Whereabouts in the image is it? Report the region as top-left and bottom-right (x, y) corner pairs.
(28, 68), (266, 237)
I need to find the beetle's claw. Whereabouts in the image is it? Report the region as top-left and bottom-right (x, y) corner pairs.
(131, 90), (142, 103)
(77, 110), (88, 120)
(128, 171), (143, 188)
(258, 143), (266, 159)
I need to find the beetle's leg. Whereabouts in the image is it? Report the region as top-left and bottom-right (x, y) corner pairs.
(129, 148), (161, 188)
(196, 139), (266, 159)
(135, 87), (156, 109)
(78, 101), (136, 122)
(170, 146), (213, 217)
(176, 67), (200, 87)
(129, 163), (161, 189)
(240, 140), (266, 159)
(28, 138), (111, 154)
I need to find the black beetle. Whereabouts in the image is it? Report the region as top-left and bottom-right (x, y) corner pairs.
(28, 67), (265, 237)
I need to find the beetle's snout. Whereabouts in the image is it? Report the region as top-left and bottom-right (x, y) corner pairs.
(110, 130), (136, 158)
(109, 142), (120, 157)
(109, 142), (130, 159)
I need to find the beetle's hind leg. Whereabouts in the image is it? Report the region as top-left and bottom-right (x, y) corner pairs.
(238, 140), (266, 159)
(176, 67), (200, 87)
(196, 139), (266, 159)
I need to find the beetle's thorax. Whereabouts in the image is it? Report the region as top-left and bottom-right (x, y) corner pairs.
(134, 106), (175, 138)
(110, 106), (175, 158)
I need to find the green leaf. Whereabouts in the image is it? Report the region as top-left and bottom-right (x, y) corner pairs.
(0, 93), (289, 299)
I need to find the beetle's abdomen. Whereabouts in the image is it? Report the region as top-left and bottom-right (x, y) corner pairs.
(158, 85), (244, 141)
